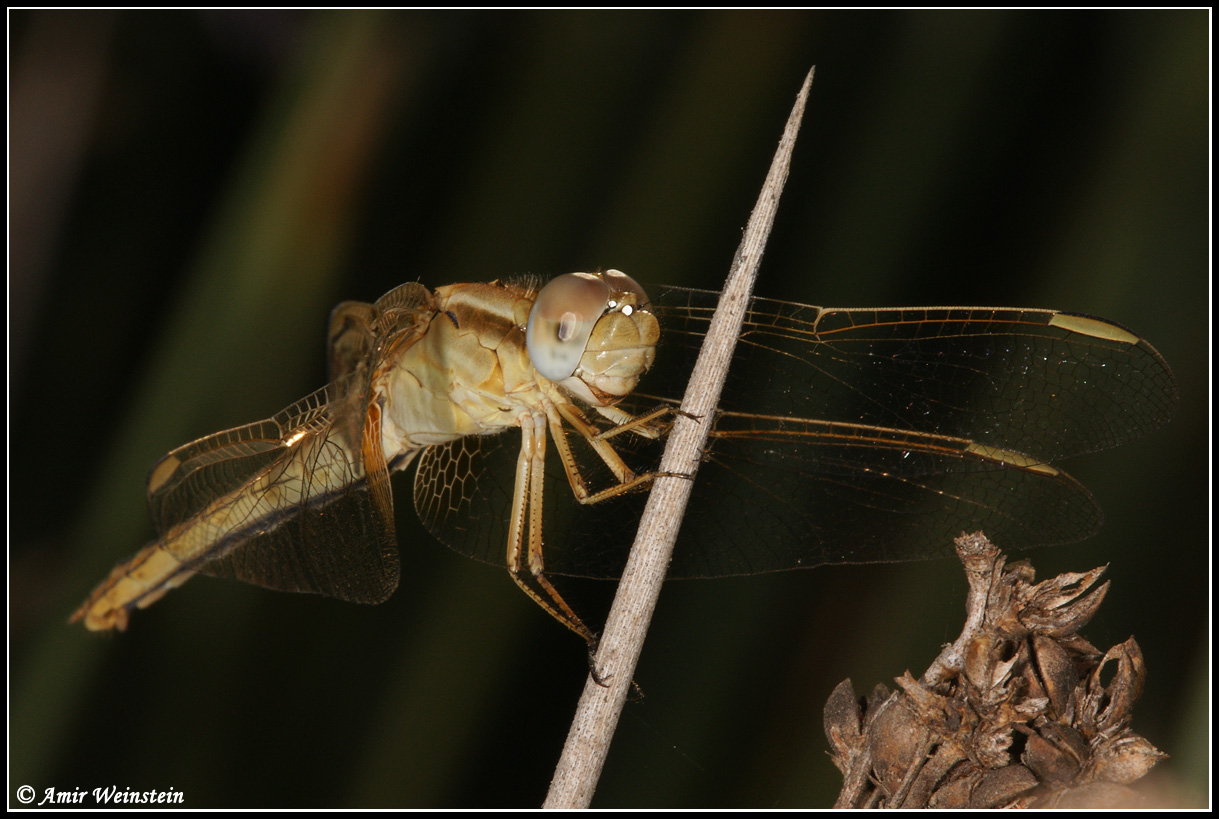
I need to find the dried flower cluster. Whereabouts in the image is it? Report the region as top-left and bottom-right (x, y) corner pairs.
(824, 532), (1166, 808)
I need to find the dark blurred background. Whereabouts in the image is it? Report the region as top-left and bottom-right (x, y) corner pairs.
(9, 10), (1207, 808)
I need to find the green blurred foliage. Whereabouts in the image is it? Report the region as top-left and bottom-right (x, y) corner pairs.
(10, 10), (1207, 808)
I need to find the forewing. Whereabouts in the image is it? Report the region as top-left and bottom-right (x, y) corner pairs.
(593, 288), (1179, 575)
(643, 288), (1179, 462)
(140, 278), (437, 606)
(327, 282), (431, 454)
(182, 285), (433, 601)
(143, 378), (399, 603)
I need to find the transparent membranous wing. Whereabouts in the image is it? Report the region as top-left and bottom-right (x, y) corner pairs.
(145, 381), (399, 602)
(142, 283), (440, 604)
(416, 287), (1178, 580)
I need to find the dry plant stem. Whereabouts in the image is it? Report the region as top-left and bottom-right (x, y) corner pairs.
(543, 67), (815, 809)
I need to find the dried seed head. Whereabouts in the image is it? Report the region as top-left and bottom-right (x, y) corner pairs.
(825, 532), (1166, 809)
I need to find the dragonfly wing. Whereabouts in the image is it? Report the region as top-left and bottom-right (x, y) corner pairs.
(408, 403), (1098, 580)
(664, 413), (1101, 578)
(328, 282), (432, 453)
(413, 423), (662, 579)
(135, 286), (440, 605)
(647, 288), (1179, 462)
(146, 379), (400, 604)
(413, 433), (518, 570)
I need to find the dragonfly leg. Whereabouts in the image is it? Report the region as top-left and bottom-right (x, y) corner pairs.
(547, 402), (660, 505)
(505, 410), (598, 644)
(590, 403), (671, 440)
(506, 403), (694, 645)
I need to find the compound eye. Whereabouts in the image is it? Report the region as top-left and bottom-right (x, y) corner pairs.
(602, 269), (650, 312)
(526, 273), (611, 381)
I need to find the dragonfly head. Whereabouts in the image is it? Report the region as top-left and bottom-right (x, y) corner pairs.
(526, 270), (659, 406)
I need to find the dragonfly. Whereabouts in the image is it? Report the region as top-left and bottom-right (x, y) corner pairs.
(72, 270), (1178, 643)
